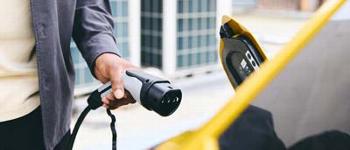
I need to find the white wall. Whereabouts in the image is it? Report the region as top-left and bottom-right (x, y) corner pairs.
(128, 0), (141, 66)
(216, 0), (233, 64)
(217, 0), (233, 35)
(162, 0), (177, 75)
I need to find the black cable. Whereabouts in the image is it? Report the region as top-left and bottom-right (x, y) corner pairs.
(66, 107), (118, 150)
(66, 89), (118, 150)
(106, 109), (117, 150)
(67, 106), (92, 150)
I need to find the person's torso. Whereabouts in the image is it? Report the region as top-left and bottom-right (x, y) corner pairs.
(0, 0), (40, 122)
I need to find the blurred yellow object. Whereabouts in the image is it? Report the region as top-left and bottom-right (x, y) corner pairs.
(219, 15), (269, 88)
(155, 0), (345, 149)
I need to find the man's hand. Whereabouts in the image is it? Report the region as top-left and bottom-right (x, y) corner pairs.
(94, 53), (137, 109)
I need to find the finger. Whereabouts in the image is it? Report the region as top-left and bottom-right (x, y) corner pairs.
(101, 97), (110, 105)
(108, 92), (136, 109)
(103, 104), (109, 108)
(110, 68), (125, 99)
(105, 92), (116, 102)
(110, 91), (136, 104)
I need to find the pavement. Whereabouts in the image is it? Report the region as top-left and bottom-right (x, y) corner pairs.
(71, 14), (310, 150)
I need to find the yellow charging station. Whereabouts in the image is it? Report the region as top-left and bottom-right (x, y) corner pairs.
(155, 0), (346, 149)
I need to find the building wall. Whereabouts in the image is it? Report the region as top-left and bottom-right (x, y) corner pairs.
(71, 43), (96, 90)
(176, 0), (218, 70)
(128, 0), (141, 67)
(111, 0), (130, 59)
(162, 0), (177, 75)
(141, 0), (163, 69)
(141, 0), (219, 76)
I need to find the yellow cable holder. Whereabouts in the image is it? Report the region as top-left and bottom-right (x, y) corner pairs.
(156, 0), (345, 149)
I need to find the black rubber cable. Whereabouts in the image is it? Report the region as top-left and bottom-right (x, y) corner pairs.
(67, 106), (92, 150)
(107, 109), (117, 150)
(66, 107), (117, 150)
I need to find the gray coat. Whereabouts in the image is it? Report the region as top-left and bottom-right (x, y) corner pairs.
(31, 0), (118, 149)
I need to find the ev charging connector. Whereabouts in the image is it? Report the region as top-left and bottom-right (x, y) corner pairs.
(89, 70), (182, 116)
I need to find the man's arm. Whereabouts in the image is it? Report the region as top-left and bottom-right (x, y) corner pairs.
(72, 0), (117, 73)
(72, 0), (136, 109)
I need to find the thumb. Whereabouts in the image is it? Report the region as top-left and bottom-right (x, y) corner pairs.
(110, 69), (125, 99)
(114, 88), (124, 99)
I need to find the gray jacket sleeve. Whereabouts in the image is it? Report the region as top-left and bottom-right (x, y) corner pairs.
(72, 0), (119, 77)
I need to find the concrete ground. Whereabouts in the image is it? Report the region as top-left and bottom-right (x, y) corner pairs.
(72, 14), (309, 150)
